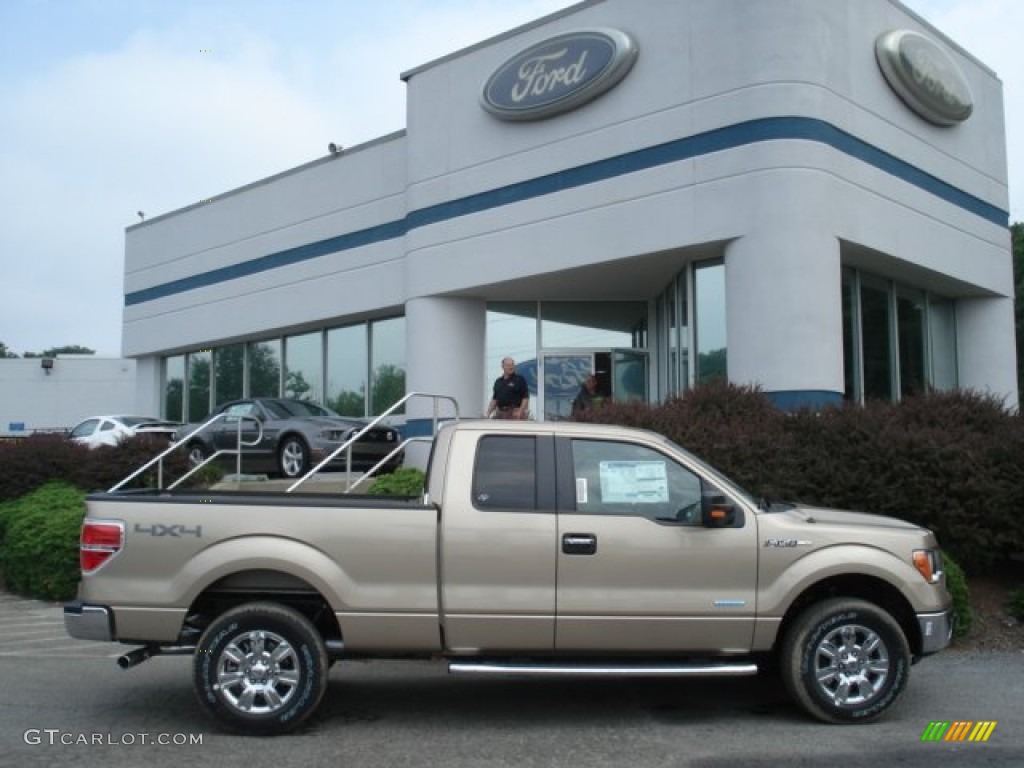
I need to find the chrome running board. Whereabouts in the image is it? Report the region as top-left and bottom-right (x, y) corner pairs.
(448, 660), (758, 677)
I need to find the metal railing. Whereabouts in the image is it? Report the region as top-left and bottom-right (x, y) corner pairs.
(104, 392), (459, 494)
(106, 413), (263, 492)
(286, 391), (460, 493)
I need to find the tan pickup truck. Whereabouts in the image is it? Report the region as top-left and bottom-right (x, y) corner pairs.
(65, 419), (952, 735)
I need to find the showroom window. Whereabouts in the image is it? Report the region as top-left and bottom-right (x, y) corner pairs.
(161, 317), (405, 420)
(842, 268), (957, 403)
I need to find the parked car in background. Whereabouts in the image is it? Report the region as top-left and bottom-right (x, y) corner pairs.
(178, 397), (404, 479)
(69, 415), (180, 449)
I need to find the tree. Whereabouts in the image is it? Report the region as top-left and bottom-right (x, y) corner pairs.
(0, 342), (17, 358)
(22, 345), (95, 358)
(1012, 222), (1022, 400)
(371, 363), (406, 414)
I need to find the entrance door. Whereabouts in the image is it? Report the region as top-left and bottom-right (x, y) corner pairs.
(538, 349), (649, 421)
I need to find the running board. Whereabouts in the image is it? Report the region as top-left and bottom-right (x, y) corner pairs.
(448, 660), (759, 677)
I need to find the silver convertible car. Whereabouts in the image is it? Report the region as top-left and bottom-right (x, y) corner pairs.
(179, 398), (403, 478)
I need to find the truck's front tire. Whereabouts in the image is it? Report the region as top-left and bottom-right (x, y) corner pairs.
(780, 598), (910, 724)
(193, 602), (329, 735)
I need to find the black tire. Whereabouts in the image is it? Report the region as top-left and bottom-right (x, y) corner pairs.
(277, 436), (310, 478)
(193, 602), (329, 735)
(780, 598), (910, 724)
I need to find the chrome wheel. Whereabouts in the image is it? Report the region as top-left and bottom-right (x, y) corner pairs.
(187, 443), (207, 467)
(278, 438), (308, 477)
(215, 629), (301, 715)
(810, 622), (889, 706)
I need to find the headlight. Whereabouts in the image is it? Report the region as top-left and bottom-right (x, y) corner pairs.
(913, 548), (943, 584)
(320, 429), (347, 441)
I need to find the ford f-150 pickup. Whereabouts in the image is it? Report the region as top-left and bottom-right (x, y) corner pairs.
(64, 419), (952, 735)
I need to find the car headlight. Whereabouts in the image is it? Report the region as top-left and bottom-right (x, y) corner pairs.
(320, 429), (347, 441)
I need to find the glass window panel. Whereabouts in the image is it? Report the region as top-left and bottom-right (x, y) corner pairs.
(214, 344), (244, 405)
(472, 435), (537, 511)
(486, 302), (538, 406)
(897, 292), (926, 398)
(327, 324), (368, 416)
(540, 301), (644, 348)
(570, 439), (703, 524)
(187, 350), (212, 422)
(284, 332), (323, 403)
(841, 272), (858, 402)
(928, 298), (958, 391)
(695, 262), (727, 384)
(370, 317), (405, 415)
(860, 283), (892, 400)
(248, 340), (281, 398)
(164, 355), (184, 422)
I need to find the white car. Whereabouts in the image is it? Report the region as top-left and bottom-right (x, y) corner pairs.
(69, 415), (180, 449)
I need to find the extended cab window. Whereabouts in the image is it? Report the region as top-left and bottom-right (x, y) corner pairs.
(473, 436), (537, 511)
(570, 439), (706, 524)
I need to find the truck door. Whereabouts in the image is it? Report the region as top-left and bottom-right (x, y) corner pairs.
(439, 432), (558, 653)
(554, 436), (758, 652)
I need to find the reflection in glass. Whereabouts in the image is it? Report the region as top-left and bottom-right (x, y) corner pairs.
(187, 350), (212, 422)
(860, 283), (892, 400)
(328, 324), (368, 416)
(695, 262), (727, 384)
(215, 344), (244, 405)
(657, 272), (689, 396)
(370, 317), (405, 415)
(248, 340), (281, 398)
(285, 332), (323, 403)
(897, 292), (926, 397)
(841, 272), (858, 401)
(164, 355), (184, 422)
(543, 354), (594, 420)
(928, 299), (957, 391)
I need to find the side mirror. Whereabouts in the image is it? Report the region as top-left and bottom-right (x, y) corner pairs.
(702, 495), (736, 528)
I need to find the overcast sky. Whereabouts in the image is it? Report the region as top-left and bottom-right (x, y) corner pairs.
(0, 0), (1020, 357)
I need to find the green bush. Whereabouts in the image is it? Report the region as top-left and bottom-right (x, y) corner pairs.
(942, 552), (972, 640)
(368, 467), (425, 496)
(1008, 588), (1024, 623)
(0, 434), (205, 502)
(0, 482), (85, 601)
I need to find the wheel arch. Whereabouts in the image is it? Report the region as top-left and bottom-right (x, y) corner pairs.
(774, 574), (920, 656)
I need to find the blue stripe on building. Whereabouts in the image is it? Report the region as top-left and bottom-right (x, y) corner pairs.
(125, 116), (1009, 307)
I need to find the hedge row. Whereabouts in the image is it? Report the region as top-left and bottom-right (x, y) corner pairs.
(0, 434), (203, 502)
(580, 382), (1024, 575)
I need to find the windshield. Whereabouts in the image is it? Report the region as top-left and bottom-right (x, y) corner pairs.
(263, 399), (337, 419)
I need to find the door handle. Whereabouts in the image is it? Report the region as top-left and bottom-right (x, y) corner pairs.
(562, 533), (597, 555)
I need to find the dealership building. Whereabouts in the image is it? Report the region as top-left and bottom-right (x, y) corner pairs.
(123, 0), (1018, 436)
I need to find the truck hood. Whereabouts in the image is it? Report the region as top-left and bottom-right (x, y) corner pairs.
(771, 503), (926, 533)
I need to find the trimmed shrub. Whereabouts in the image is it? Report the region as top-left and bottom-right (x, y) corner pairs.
(943, 552), (972, 640)
(1008, 588), (1024, 623)
(368, 467), (426, 496)
(0, 482), (85, 601)
(0, 434), (203, 502)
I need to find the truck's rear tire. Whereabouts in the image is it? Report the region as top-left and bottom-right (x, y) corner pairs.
(780, 598), (910, 724)
(193, 602), (329, 735)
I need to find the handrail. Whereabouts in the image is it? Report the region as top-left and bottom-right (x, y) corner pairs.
(167, 415), (263, 490)
(106, 413), (263, 492)
(286, 391), (459, 492)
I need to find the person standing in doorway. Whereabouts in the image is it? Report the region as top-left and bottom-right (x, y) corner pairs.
(486, 357), (530, 420)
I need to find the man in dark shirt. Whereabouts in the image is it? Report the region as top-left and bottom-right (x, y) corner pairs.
(486, 357), (530, 419)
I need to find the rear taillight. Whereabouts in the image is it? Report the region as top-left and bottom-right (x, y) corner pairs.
(81, 519), (124, 573)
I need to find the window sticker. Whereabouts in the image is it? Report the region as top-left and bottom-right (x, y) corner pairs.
(576, 477), (588, 504)
(599, 460), (668, 503)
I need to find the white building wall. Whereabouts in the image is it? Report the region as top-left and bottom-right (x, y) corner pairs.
(0, 357), (140, 435)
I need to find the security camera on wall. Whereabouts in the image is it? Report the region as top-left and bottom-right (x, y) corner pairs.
(328, 143), (342, 155)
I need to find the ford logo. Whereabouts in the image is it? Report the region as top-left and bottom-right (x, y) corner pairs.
(875, 29), (973, 126)
(482, 27), (638, 121)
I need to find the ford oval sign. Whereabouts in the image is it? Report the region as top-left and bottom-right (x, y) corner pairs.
(482, 28), (638, 121)
(875, 29), (973, 126)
